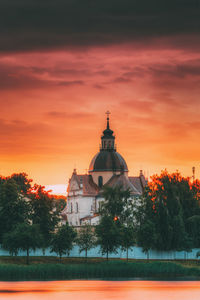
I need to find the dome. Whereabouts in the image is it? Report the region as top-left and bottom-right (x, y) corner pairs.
(89, 150), (128, 172)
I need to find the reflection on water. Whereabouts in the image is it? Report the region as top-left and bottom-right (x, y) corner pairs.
(0, 281), (200, 300)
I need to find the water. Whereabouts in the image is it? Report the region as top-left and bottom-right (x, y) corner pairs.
(0, 281), (200, 300)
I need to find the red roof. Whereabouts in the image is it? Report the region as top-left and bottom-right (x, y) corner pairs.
(68, 172), (99, 196)
(68, 171), (147, 197)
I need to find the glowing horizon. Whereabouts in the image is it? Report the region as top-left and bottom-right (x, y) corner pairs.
(44, 184), (67, 196)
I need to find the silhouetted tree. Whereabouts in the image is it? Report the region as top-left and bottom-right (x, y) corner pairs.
(50, 223), (77, 261)
(10, 172), (32, 195)
(30, 185), (60, 251)
(186, 215), (200, 248)
(121, 225), (135, 261)
(2, 223), (43, 264)
(0, 179), (30, 242)
(136, 171), (200, 252)
(137, 220), (157, 260)
(96, 215), (121, 260)
(76, 224), (96, 260)
(53, 196), (67, 212)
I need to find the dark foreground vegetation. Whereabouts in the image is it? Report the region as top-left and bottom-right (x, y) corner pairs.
(0, 257), (199, 281)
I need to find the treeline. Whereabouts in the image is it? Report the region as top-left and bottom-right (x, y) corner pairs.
(0, 173), (66, 264)
(0, 171), (200, 264)
(137, 171), (200, 257)
(95, 170), (200, 260)
(78, 171), (200, 261)
(0, 173), (136, 263)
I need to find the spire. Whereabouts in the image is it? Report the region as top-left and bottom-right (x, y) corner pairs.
(100, 111), (116, 151)
(106, 110), (110, 129)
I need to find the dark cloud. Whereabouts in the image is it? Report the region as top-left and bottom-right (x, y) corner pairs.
(0, 62), (85, 90)
(113, 77), (132, 83)
(0, 118), (50, 137)
(123, 68), (145, 78)
(149, 60), (200, 79)
(121, 59), (200, 81)
(46, 111), (95, 119)
(93, 84), (105, 89)
(0, 70), (50, 90)
(31, 67), (91, 77)
(0, 0), (200, 52)
(94, 70), (111, 76)
(57, 80), (85, 86)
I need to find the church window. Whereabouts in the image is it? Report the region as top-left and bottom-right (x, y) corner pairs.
(71, 203), (73, 213)
(98, 176), (103, 188)
(108, 141), (111, 148)
(76, 202), (78, 213)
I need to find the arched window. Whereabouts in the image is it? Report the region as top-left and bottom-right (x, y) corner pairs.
(76, 202), (78, 213)
(70, 203), (73, 213)
(98, 176), (103, 188)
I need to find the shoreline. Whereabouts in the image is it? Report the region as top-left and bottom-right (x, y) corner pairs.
(0, 257), (199, 281)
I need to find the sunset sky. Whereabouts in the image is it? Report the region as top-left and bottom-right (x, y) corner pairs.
(1, 0), (200, 194)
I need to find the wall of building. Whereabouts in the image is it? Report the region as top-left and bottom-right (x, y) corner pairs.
(90, 171), (128, 186)
(0, 246), (199, 260)
(66, 195), (95, 226)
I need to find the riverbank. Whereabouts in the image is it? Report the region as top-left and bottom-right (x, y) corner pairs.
(0, 257), (199, 280)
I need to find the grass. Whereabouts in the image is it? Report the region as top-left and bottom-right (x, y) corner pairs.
(0, 257), (199, 280)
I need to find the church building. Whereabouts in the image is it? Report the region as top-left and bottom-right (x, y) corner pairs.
(62, 112), (147, 226)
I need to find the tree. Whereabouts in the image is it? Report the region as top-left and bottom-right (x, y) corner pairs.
(2, 223), (43, 264)
(30, 185), (60, 251)
(53, 196), (67, 213)
(186, 215), (200, 248)
(137, 220), (157, 260)
(76, 224), (96, 260)
(50, 223), (77, 260)
(10, 173), (32, 195)
(97, 186), (136, 260)
(121, 225), (135, 261)
(136, 171), (200, 252)
(96, 215), (121, 260)
(0, 179), (30, 242)
(172, 214), (189, 251)
(0, 176), (6, 189)
(101, 186), (132, 224)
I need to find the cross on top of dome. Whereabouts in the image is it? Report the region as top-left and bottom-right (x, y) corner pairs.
(105, 110), (111, 129)
(106, 110), (110, 117)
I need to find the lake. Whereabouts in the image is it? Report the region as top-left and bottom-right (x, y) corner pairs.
(0, 281), (200, 300)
